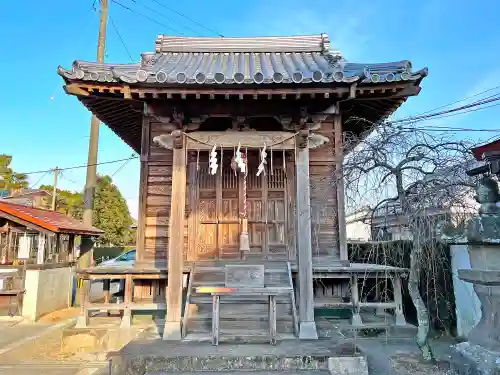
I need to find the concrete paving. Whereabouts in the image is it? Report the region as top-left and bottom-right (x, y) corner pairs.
(0, 321), (55, 353)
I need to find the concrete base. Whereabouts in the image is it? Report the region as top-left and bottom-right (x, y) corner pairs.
(351, 313), (363, 326)
(120, 313), (132, 329)
(449, 341), (500, 375)
(299, 321), (318, 340)
(162, 321), (182, 341)
(395, 313), (407, 326)
(328, 356), (368, 375)
(75, 314), (89, 329)
(109, 340), (364, 375)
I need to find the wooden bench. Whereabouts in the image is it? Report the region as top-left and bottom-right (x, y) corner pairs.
(312, 263), (408, 326)
(195, 264), (293, 346)
(76, 268), (174, 328)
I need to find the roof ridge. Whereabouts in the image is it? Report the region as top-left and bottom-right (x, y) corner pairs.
(0, 200), (60, 214)
(155, 34), (334, 54)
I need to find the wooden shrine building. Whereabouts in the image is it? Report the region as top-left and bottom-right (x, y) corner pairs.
(59, 34), (427, 341)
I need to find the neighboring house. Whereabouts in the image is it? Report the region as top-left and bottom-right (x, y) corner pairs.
(346, 206), (372, 241)
(0, 201), (103, 320)
(1, 189), (53, 210)
(346, 195), (478, 242)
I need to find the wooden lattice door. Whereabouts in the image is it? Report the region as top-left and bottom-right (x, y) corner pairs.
(191, 151), (294, 260)
(195, 164), (240, 260)
(247, 169), (290, 259)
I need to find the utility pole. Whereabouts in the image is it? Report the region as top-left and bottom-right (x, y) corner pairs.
(83, 0), (108, 227)
(51, 167), (59, 211)
(76, 0), (109, 309)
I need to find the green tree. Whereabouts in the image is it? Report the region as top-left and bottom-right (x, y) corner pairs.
(0, 155), (28, 192)
(39, 185), (84, 219)
(92, 175), (133, 246)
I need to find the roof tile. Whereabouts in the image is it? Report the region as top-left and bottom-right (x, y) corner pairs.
(58, 34), (427, 86)
(0, 202), (103, 235)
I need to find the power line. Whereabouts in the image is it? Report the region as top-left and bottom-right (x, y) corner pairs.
(59, 171), (80, 186)
(20, 156), (138, 176)
(109, 15), (135, 62)
(111, 0), (184, 35)
(30, 171), (50, 189)
(394, 85), (500, 121)
(111, 154), (135, 177)
(149, 0), (224, 37)
(130, 0), (186, 35)
(389, 94), (500, 126)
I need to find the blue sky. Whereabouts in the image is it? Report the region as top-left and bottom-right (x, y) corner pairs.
(1, 0), (500, 218)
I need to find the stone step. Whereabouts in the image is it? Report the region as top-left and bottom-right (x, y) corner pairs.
(110, 339), (364, 375)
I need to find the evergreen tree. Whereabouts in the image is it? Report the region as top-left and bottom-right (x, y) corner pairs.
(0, 155), (28, 192)
(92, 175), (134, 246)
(39, 184), (84, 219)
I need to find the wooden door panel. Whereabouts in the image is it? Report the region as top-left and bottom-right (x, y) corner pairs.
(197, 223), (218, 259)
(191, 153), (294, 260)
(268, 199), (286, 245)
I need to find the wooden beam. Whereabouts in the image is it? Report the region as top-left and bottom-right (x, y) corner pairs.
(334, 114), (348, 261)
(64, 84), (90, 96)
(136, 105), (150, 264)
(294, 135), (318, 339)
(163, 131), (187, 341)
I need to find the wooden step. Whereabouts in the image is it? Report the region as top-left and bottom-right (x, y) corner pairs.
(183, 331), (297, 343)
(189, 312), (294, 321)
(187, 319), (295, 333)
(193, 302), (293, 315)
(190, 295), (294, 304)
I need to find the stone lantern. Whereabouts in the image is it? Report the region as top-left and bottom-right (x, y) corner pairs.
(439, 152), (500, 374)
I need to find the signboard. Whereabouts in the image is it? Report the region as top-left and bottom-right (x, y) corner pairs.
(224, 264), (265, 288)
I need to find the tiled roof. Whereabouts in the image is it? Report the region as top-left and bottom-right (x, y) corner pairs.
(58, 34), (427, 86)
(3, 189), (51, 199)
(0, 201), (103, 235)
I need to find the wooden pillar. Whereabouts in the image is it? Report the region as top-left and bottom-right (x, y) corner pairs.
(36, 233), (45, 264)
(334, 114), (348, 262)
(163, 130), (186, 340)
(295, 130), (318, 339)
(136, 105), (151, 265)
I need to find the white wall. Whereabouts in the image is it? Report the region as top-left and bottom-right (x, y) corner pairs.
(22, 266), (74, 321)
(449, 244), (481, 339)
(346, 220), (371, 241)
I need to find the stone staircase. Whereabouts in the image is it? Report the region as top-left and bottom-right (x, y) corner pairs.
(182, 261), (298, 343)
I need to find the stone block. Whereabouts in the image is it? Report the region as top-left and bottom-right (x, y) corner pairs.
(328, 356), (368, 375)
(450, 341), (500, 375)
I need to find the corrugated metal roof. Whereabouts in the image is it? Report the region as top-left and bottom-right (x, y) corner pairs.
(58, 34), (427, 86)
(471, 139), (500, 161)
(0, 202), (104, 235)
